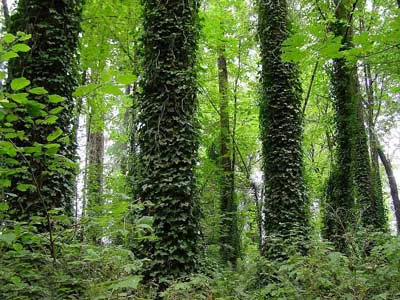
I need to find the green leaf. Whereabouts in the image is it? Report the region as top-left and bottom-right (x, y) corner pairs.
(1, 51), (18, 61)
(0, 233), (17, 244)
(16, 184), (35, 192)
(3, 33), (15, 43)
(11, 77), (31, 91)
(0, 202), (9, 211)
(0, 141), (17, 157)
(48, 94), (65, 103)
(7, 93), (29, 104)
(49, 106), (63, 115)
(29, 87), (48, 95)
(12, 43), (31, 53)
(73, 83), (99, 97)
(17, 32), (31, 41)
(115, 74), (137, 85)
(47, 128), (63, 141)
(100, 84), (123, 96)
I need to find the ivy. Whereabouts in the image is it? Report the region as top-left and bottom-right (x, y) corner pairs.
(135, 0), (201, 287)
(258, 0), (309, 259)
(4, 0), (82, 222)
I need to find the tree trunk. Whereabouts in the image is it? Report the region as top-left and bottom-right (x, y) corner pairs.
(5, 0), (81, 223)
(364, 64), (387, 228)
(1, 0), (10, 29)
(136, 0), (200, 286)
(258, 0), (309, 259)
(377, 147), (400, 232)
(218, 50), (239, 266)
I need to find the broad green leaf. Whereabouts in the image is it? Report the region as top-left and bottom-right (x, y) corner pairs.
(0, 141), (17, 157)
(100, 84), (123, 96)
(115, 74), (137, 85)
(17, 31), (31, 41)
(7, 93), (29, 104)
(47, 128), (63, 141)
(2, 51), (18, 61)
(49, 106), (63, 115)
(16, 184), (35, 192)
(29, 87), (48, 95)
(3, 33), (15, 43)
(73, 83), (99, 97)
(11, 77), (31, 91)
(48, 94), (65, 103)
(12, 43), (31, 53)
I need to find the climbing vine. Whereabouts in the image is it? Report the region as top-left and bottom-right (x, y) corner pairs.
(258, 0), (309, 259)
(5, 0), (82, 222)
(135, 0), (201, 286)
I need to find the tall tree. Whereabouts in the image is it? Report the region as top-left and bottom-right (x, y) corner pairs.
(324, 1), (385, 251)
(218, 49), (240, 265)
(258, 0), (309, 258)
(5, 0), (81, 221)
(136, 0), (200, 284)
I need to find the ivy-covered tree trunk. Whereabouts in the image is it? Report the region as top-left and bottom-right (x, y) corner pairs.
(325, 1), (385, 251)
(258, 0), (309, 259)
(136, 0), (200, 284)
(6, 0), (81, 221)
(324, 1), (359, 251)
(364, 64), (386, 229)
(218, 50), (240, 266)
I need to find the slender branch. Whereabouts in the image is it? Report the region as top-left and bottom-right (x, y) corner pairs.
(302, 60), (319, 117)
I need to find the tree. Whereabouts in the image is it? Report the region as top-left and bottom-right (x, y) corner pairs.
(324, 1), (386, 251)
(5, 0), (81, 222)
(136, 0), (200, 285)
(258, 0), (309, 259)
(218, 49), (240, 265)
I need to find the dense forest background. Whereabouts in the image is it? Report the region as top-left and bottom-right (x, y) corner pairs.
(1, 0), (400, 299)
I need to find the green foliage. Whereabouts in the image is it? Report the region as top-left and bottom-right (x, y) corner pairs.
(258, 0), (309, 258)
(135, 0), (201, 285)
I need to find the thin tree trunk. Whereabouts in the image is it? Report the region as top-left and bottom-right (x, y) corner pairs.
(364, 64), (386, 228)
(377, 147), (400, 232)
(218, 49), (239, 266)
(1, 0), (10, 28)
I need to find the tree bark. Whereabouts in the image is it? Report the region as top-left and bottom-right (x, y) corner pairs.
(377, 147), (400, 232)
(1, 0), (10, 28)
(218, 49), (239, 266)
(136, 0), (200, 286)
(258, 0), (309, 259)
(5, 0), (81, 223)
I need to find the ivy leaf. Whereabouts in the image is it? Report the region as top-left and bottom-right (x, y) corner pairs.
(29, 87), (48, 95)
(12, 43), (31, 53)
(47, 128), (63, 142)
(11, 77), (31, 91)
